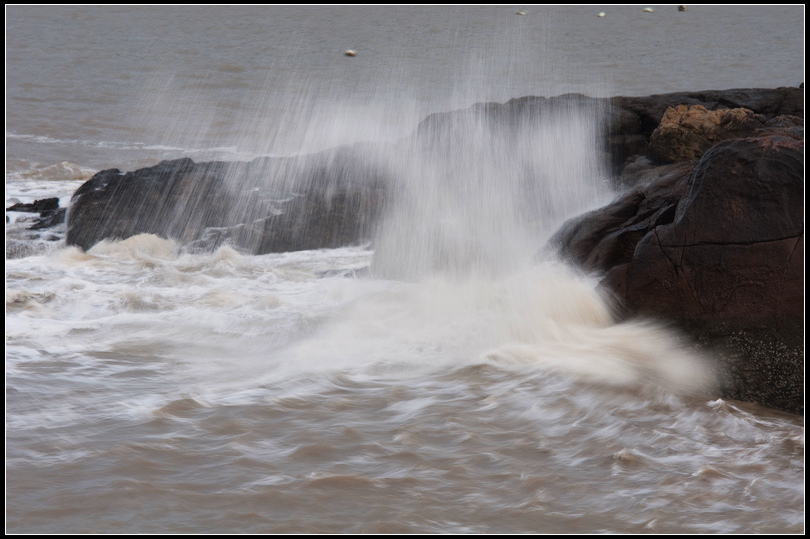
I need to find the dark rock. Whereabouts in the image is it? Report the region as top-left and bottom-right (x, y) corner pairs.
(256, 188), (386, 253)
(610, 87), (803, 135)
(550, 161), (695, 272)
(606, 134), (649, 173)
(551, 132), (804, 414)
(66, 158), (233, 251)
(6, 197), (60, 213)
(68, 88), (802, 256)
(615, 134), (803, 323)
(66, 149), (389, 254)
(6, 197), (67, 230)
(760, 114), (804, 138)
(418, 86), (803, 175)
(618, 156), (694, 189)
(608, 87), (803, 170)
(29, 208), (67, 230)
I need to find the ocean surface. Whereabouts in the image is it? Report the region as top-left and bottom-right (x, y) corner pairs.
(6, 5), (804, 533)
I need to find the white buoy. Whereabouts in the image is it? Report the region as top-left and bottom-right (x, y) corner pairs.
(598, 12), (606, 18)
(516, 10), (527, 16)
(344, 50), (356, 57)
(644, 7), (654, 13)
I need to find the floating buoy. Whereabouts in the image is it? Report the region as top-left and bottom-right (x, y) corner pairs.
(598, 12), (606, 18)
(516, 10), (527, 16)
(643, 7), (654, 13)
(678, 5), (687, 11)
(344, 50), (356, 57)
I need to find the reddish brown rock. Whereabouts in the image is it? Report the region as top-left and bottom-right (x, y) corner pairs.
(553, 132), (804, 414)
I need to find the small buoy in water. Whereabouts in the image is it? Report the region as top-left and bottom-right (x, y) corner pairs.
(643, 7), (654, 13)
(598, 12), (606, 18)
(344, 50), (356, 57)
(516, 10), (527, 16)
(678, 5), (687, 11)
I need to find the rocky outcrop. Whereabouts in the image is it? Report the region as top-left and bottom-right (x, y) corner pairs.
(66, 159), (231, 250)
(66, 148), (389, 254)
(546, 88), (804, 414)
(415, 86), (804, 177)
(551, 161), (696, 272)
(551, 132), (804, 414)
(6, 197), (67, 230)
(54, 87), (803, 255)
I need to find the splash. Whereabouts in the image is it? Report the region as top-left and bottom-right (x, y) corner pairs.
(371, 97), (611, 279)
(264, 262), (714, 395)
(187, 89), (713, 394)
(80, 7), (711, 394)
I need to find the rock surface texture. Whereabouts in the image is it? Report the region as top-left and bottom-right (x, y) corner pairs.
(65, 150), (389, 255)
(551, 96), (804, 414)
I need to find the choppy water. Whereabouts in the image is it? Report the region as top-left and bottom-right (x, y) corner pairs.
(6, 5), (805, 534)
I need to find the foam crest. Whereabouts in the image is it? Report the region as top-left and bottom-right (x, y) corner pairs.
(88, 233), (179, 261)
(253, 262), (714, 395)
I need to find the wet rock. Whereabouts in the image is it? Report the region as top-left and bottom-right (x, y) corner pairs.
(66, 150), (389, 254)
(607, 87), (803, 172)
(760, 114), (804, 137)
(66, 158), (233, 251)
(6, 197), (60, 213)
(550, 161), (695, 271)
(29, 208), (67, 230)
(551, 132), (804, 414)
(417, 86), (803, 176)
(618, 156), (693, 189)
(613, 134), (803, 325)
(255, 188), (386, 253)
(6, 197), (67, 230)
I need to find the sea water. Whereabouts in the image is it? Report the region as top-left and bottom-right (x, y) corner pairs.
(6, 6), (804, 533)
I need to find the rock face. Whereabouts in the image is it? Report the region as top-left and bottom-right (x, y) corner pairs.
(610, 135), (803, 326)
(66, 150), (389, 254)
(66, 159), (231, 250)
(648, 105), (767, 162)
(552, 132), (804, 414)
(546, 87), (804, 414)
(605, 87), (803, 175)
(6, 197), (67, 230)
(416, 86), (803, 176)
